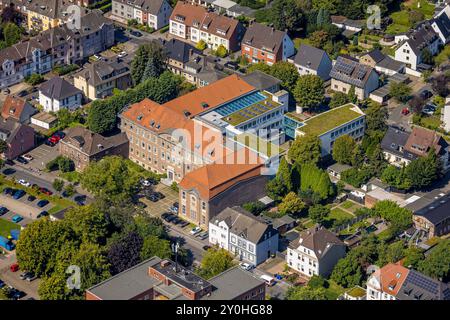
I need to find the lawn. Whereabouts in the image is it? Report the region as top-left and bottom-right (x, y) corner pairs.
(340, 200), (362, 213)
(386, 11), (412, 34)
(0, 219), (19, 238)
(419, 115), (441, 130)
(323, 207), (354, 229)
(407, 0), (435, 19)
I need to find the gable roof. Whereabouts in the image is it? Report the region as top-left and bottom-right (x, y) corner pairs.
(363, 49), (386, 63)
(375, 263), (410, 297)
(74, 58), (130, 87)
(170, 2), (241, 40)
(114, 0), (166, 15)
(242, 22), (287, 54)
(293, 44), (329, 70)
(432, 12), (450, 42)
(330, 56), (378, 88)
(404, 126), (448, 157)
(414, 193), (450, 225)
(290, 226), (345, 259)
(39, 77), (82, 100)
(381, 126), (418, 161)
(403, 22), (439, 56)
(162, 38), (200, 63)
(212, 206), (275, 244)
(1, 96), (35, 121)
(396, 269), (450, 300)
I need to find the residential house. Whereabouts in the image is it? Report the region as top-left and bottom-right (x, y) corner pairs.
(381, 126), (450, 171)
(0, 118), (34, 159)
(283, 103), (366, 156)
(330, 56), (380, 100)
(161, 38), (227, 87)
(73, 58), (132, 101)
(287, 226), (347, 278)
(1, 96), (37, 124)
(441, 97), (450, 132)
(58, 126), (129, 171)
(111, 0), (172, 30)
(169, 2), (245, 52)
(0, 10), (115, 89)
(359, 49), (405, 76)
(331, 15), (364, 38)
(39, 77), (83, 112)
(86, 257), (265, 300)
(241, 22), (295, 65)
(289, 44), (332, 81)
(394, 22), (441, 71)
(208, 206), (279, 265)
(413, 192), (450, 238)
(179, 159), (269, 229)
(327, 163), (352, 180)
(431, 8), (450, 44)
(241, 70), (281, 94)
(366, 263), (450, 300)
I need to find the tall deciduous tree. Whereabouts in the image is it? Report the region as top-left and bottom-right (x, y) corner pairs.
(332, 135), (356, 165)
(293, 74), (325, 110)
(288, 134), (322, 165)
(197, 248), (235, 279)
(131, 42), (166, 84)
(278, 192), (305, 215)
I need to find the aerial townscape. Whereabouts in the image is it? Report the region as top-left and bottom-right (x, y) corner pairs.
(0, 0), (449, 304)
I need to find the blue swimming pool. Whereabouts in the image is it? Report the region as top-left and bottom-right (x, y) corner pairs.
(215, 92), (267, 117)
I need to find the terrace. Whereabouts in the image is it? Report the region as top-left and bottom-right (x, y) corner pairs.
(217, 92), (281, 126)
(293, 104), (363, 137)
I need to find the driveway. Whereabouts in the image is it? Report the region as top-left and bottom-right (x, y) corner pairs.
(25, 143), (60, 171)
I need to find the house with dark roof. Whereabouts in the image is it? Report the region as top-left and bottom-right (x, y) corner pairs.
(413, 192), (450, 238)
(381, 126), (450, 171)
(241, 70), (281, 93)
(73, 58), (132, 101)
(289, 44), (332, 80)
(367, 263), (450, 300)
(209, 206), (279, 265)
(359, 49), (405, 76)
(287, 226), (346, 278)
(330, 56), (380, 100)
(431, 8), (450, 44)
(169, 2), (245, 52)
(241, 22), (295, 65)
(0, 118), (35, 159)
(86, 256), (265, 300)
(58, 126), (129, 171)
(39, 77), (83, 112)
(1, 96), (37, 124)
(161, 38), (227, 87)
(394, 22), (441, 71)
(111, 0), (172, 30)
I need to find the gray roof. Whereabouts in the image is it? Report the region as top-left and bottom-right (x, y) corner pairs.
(113, 0), (166, 15)
(202, 267), (264, 300)
(242, 22), (287, 54)
(39, 77), (82, 100)
(414, 193), (450, 225)
(377, 56), (405, 71)
(432, 12), (450, 42)
(380, 126), (418, 161)
(290, 226), (345, 259)
(330, 56), (377, 88)
(0, 117), (22, 141)
(293, 44), (330, 70)
(211, 206), (277, 244)
(404, 22), (439, 56)
(327, 163), (352, 174)
(241, 70), (281, 91)
(87, 257), (162, 300)
(74, 58), (130, 87)
(396, 269), (450, 300)
(162, 38), (200, 64)
(364, 49), (385, 63)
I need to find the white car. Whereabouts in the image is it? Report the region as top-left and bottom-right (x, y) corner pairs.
(93, 54), (103, 61)
(190, 226), (202, 235)
(118, 51), (127, 58)
(23, 154), (33, 161)
(18, 179), (31, 187)
(239, 263), (254, 271)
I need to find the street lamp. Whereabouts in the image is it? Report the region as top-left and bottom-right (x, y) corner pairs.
(171, 241), (180, 272)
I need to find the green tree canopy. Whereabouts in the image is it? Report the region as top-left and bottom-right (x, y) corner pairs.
(140, 236), (172, 260)
(332, 135), (356, 165)
(278, 192), (305, 215)
(308, 204), (330, 224)
(419, 240), (450, 282)
(197, 248), (235, 279)
(288, 134), (322, 166)
(293, 74), (324, 110)
(286, 285), (327, 300)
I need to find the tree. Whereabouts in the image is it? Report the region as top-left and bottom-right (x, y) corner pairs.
(197, 248), (234, 279)
(288, 134), (321, 165)
(242, 201), (266, 215)
(389, 81), (412, 103)
(130, 42), (166, 84)
(107, 231), (143, 275)
(0, 139), (8, 154)
(418, 240), (450, 282)
(3, 23), (21, 46)
(421, 48), (433, 65)
(330, 251), (364, 288)
(266, 177), (288, 201)
(52, 179), (65, 192)
(196, 40), (207, 50)
(377, 240), (405, 266)
(300, 164), (335, 201)
(293, 75), (324, 110)
(214, 45), (228, 58)
(38, 273), (73, 300)
(431, 74), (449, 97)
(63, 184), (75, 197)
(308, 30), (329, 49)
(134, 215), (167, 239)
(348, 85), (357, 103)
(409, 95), (425, 114)
(381, 165), (412, 190)
(25, 73), (44, 85)
(278, 192), (305, 215)
(276, 157), (294, 192)
(365, 103), (388, 134)
(405, 148), (441, 189)
(332, 135), (356, 165)
(403, 247), (424, 269)
(140, 236), (172, 260)
(329, 92), (349, 108)
(63, 206), (109, 245)
(286, 286), (327, 300)
(270, 61), (299, 92)
(271, 0), (303, 33)
(308, 204), (330, 224)
(372, 200), (412, 232)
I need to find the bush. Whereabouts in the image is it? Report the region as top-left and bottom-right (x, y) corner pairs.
(25, 73), (44, 85)
(46, 156), (75, 173)
(242, 201), (266, 215)
(170, 182), (179, 193)
(213, 45), (228, 58)
(53, 64), (79, 76)
(196, 40), (207, 51)
(52, 179), (65, 192)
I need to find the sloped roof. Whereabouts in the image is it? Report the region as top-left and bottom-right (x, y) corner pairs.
(381, 126), (418, 161)
(363, 49), (386, 63)
(375, 263), (410, 297)
(162, 38), (200, 64)
(114, 0), (166, 15)
(74, 58), (130, 87)
(293, 44), (329, 70)
(39, 77), (82, 100)
(241, 70), (281, 91)
(290, 226), (345, 259)
(242, 22), (287, 54)
(404, 126), (448, 157)
(414, 193), (450, 225)
(432, 12), (450, 42)
(1, 96), (35, 121)
(330, 56), (377, 88)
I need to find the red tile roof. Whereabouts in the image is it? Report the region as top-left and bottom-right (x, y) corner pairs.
(1, 96), (27, 120)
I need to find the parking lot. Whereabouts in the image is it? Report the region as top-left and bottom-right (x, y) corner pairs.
(24, 143), (60, 171)
(0, 193), (51, 222)
(142, 184), (179, 218)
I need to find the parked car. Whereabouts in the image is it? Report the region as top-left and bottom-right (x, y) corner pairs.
(118, 51), (127, 58)
(13, 189), (26, 199)
(420, 89), (433, 100)
(4, 159), (14, 165)
(170, 217), (181, 225)
(3, 187), (14, 195)
(11, 215), (23, 223)
(202, 245), (211, 251)
(19, 272), (32, 280)
(239, 262), (254, 271)
(39, 187), (52, 195)
(2, 168), (15, 175)
(25, 273), (37, 282)
(178, 220), (189, 228)
(224, 61), (239, 70)
(141, 179), (152, 187)
(17, 90), (28, 97)
(170, 205), (178, 214)
(147, 193), (160, 202)
(16, 156), (28, 164)
(0, 207), (8, 215)
(18, 179), (31, 187)
(37, 200), (49, 208)
(27, 195), (36, 202)
(422, 103), (437, 115)
(37, 211), (48, 218)
(197, 232), (209, 240)
(190, 226), (202, 235)
(130, 30), (142, 37)
(22, 154), (33, 161)
(10, 289), (26, 300)
(401, 107), (410, 115)
(9, 263), (19, 272)
(74, 195), (86, 206)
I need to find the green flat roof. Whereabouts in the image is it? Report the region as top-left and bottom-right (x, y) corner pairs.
(234, 133), (279, 157)
(296, 104), (363, 137)
(347, 286), (366, 297)
(223, 92), (281, 126)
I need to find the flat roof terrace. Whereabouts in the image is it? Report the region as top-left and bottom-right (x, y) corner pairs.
(289, 103), (364, 137)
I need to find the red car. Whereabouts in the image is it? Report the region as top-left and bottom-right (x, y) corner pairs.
(39, 187), (53, 196)
(45, 132), (65, 146)
(401, 107), (410, 115)
(10, 263), (19, 272)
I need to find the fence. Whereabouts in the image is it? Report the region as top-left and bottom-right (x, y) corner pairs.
(332, 213), (370, 233)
